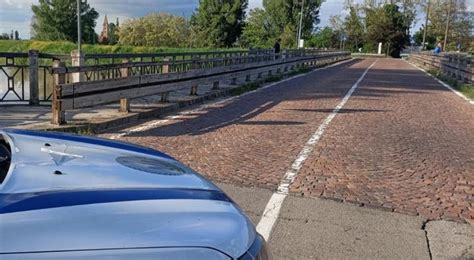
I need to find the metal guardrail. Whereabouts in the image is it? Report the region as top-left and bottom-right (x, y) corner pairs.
(0, 49), (279, 105)
(0, 51), (62, 104)
(408, 52), (473, 84)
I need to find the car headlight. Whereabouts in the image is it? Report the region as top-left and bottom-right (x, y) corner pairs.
(238, 233), (270, 260)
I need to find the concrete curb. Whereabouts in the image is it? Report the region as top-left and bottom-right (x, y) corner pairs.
(42, 88), (233, 134)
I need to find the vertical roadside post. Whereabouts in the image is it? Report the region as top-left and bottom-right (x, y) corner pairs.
(162, 58), (170, 74)
(71, 50), (84, 82)
(28, 49), (39, 105)
(52, 60), (66, 125)
(119, 59), (130, 113)
(161, 58), (170, 102)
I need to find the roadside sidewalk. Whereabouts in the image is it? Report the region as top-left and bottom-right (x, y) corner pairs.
(0, 82), (236, 132)
(219, 183), (474, 260)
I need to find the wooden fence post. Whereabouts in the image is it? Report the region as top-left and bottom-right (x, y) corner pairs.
(51, 60), (66, 125)
(190, 84), (198, 96)
(160, 92), (170, 102)
(28, 49), (39, 105)
(212, 81), (219, 90)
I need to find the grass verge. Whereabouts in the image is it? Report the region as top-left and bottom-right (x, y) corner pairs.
(427, 69), (474, 100)
(229, 65), (313, 96)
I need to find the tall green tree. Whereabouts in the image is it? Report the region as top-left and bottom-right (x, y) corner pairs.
(191, 0), (248, 47)
(242, 0), (324, 48)
(108, 22), (119, 45)
(399, 0), (421, 36)
(413, 26), (436, 49)
(307, 27), (340, 49)
(425, 0), (472, 51)
(344, 6), (364, 51)
(365, 4), (409, 57)
(240, 8), (275, 48)
(118, 13), (191, 47)
(263, 0), (324, 47)
(31, 0), (98, 44)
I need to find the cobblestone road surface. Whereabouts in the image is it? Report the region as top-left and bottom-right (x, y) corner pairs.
(291, 59), (474, 224)
(109, 58), (473, 224)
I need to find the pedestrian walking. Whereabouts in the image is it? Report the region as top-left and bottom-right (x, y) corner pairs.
(273, 38), (281, 59)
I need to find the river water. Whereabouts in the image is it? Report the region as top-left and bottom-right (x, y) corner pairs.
(0, 67), (53, 102)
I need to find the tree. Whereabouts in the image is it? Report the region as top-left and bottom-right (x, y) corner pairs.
(14, 31), (19, 40)
(263, 0), (324, 47)
(118, 13), (191, 47)
(242, 0), (325, 48)
(0, 33), (9, 40)
(307, 27), (339, 49)
(344, 5), (364, 51)
(426, 0), (472, 51)
(413, 26), (436, 49)
(399, 0), (422, 36)
(108, 23), (119, 45)
(364, 4), (409, 57)
(191, 0), (248, 47)
(329, 15), (345, 49)
(240, 8), (275, 48)
(31, 0), (99, 44)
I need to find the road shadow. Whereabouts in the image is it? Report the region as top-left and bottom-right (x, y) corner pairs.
(122, 59), (451, 138)
(123, 59), (366, 138)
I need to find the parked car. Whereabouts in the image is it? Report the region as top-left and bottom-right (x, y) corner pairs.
(0, 128), (269, 259)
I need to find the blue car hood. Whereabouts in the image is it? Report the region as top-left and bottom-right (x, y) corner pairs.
(0, 129), (255, 258)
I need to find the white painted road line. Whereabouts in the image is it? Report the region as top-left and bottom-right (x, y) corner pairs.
(109, 58), (356, 139)
(406, 60), (474, 105)
(256, 60), (378, 241)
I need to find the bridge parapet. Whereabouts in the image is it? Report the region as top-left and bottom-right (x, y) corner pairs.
(408, 52), (473, 85)
(1, 49), (350, 125)
(50, 49), (349, 125)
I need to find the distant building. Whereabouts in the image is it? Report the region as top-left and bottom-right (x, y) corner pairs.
(98, 15), (109, 44)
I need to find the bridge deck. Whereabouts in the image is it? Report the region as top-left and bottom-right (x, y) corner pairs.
(109, 58), (473, 223)
(103, 58), (473, 259)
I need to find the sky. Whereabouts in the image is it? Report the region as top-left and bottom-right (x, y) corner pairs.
(0, 0), (472, 40)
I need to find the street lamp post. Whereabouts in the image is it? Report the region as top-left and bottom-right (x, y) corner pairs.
(443, 0), (452, 51)
(297, 0), (305, 48)
(77, 0), (81, 52)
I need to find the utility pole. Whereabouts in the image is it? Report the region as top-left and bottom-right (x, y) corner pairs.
(77, 0), (81, 51)
(443, 0), (452, 51)
(297, 0), (305, 48)
(421, 0), (431, 50)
